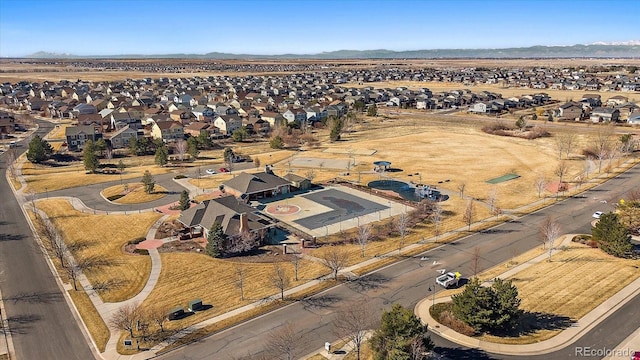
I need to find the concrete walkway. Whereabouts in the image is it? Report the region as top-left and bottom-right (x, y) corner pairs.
(414, 234), (640, 356)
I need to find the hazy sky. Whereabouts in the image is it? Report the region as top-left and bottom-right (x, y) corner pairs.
(0, 0), (637, 57)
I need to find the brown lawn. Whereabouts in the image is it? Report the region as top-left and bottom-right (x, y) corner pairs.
(68, 289), (110, 352)
(101, 183), (167, 204)
(36, 199), (161, 302)
(140, 252), (328, 333)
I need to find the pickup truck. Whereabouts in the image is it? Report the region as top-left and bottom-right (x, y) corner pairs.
(436, 272), (460, 288)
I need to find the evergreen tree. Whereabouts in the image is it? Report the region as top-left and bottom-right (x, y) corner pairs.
(206, 223), (226, 258)
(128, 136), (138, 155)
(187, 136), (199, 159)
(154, 145), (168, 167)
(83, 139), (100, 173)
(269, 135), (284, 149)
(141, 170), (155, 194)
(179, 190), (190, 211)
(452, 277), (523, 333)
(223, 147), (235, 163)
(232, 127), (248, 142)
(370, 304), (433, 360)
(592, 212), (633, 258)
(95, 138), (107, 157)
(367, 104), (378, 117)
(26, 135), (52, 163)
(329, 118), (343, 142)
(197, 131), (212, 149)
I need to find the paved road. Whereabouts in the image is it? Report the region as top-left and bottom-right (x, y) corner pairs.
(0, 121), (95, 360)
(158, 163), (640, 360)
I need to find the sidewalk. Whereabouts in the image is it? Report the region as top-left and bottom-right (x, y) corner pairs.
(414, 234), (640, 356)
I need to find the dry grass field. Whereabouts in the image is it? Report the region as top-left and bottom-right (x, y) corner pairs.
(36, 199), (160, 302)
(139, 252), (328, 334)
(101, 183), (167, 204)
(21, 160), (172, 193)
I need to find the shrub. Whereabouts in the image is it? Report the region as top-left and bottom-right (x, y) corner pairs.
(128, 237), (146, 245)
(439, 310), (476, 336)
(174, 174), (187, 179)
(133, 248), (149, 255)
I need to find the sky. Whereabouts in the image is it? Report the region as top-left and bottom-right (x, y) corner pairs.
(0, 0), (638, 57)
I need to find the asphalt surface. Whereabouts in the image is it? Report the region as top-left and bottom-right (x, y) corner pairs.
(0, 121), (94, 360)
(158, 163), (640, 360)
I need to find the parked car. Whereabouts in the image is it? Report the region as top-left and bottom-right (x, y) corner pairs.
(219, 167), (229, 173)
(592, 211), (604, 219)
(632, 351), (640, 360)
(205, 169), (216, 175)
(436, 271), (461, 288)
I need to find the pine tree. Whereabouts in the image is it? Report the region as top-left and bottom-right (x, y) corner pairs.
(592, 212), (633, 258)
(187, 136), (199, 159)
(179, 190), (190, 211)
(269, 135), (284, 149)
(26, 135), (52, 163)
(141, 170), (155, 194)
(206, 223), (226, 258)
(370, 303), (433, 359)
(83, 139), (100, 173)
(154, 145), (168, 167)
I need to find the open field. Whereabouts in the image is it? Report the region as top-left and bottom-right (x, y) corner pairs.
(139, 252), (328, 334)
(101, 183), (167, 204)
(36, 199), (160, 302)
(21, 159), (173, 193)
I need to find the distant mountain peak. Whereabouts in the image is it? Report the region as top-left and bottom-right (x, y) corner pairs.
(590, 40), (640, 46)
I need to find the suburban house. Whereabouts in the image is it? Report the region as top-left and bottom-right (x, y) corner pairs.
(557, 102), (584, 121)
(108, 125), (139, 149)
(260, 112), (286, 127)
(221, 169), (291, 201)
(213, 115), (242, 136)
(590, 107), (620, 123)
(65, 124), (103, 151)
(469, 102), (489, 113)
(178, 196), (275, 247)
(151, 120), (184, 142)
(184, 121), (214, 137)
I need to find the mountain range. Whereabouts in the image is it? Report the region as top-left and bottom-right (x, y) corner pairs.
(26, 44), (640, 59)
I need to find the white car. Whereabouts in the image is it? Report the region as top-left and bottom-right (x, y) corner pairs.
(592, 211), (604, 219)
(205, 169), (216, 175)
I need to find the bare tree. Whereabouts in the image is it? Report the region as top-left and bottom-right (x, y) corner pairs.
(488, 186), (499, 217)
(290, 253), (301, 281)
(583, 159), (593, 181)
(395, 212), (409, 254)
(265, 321), (301, 360)
(253, 156), (261, 169)
(110, 302), (140, 339)
(356, 223), (372, 257)
(431, 202), (443, 240)
(554, 161), (570, 199)
(555, 132), (577, 159)
(457, 182), (466, 198)
(332, 300), (375, 360)
(592, 126), (615, 173)
(66, 257), (99, 291)
(463, 199), (475, 231)
(269, 261), (290, 300)
(304, 168), (316, 182)
(234, 264), (247, 301)
(229, 230), (258, 255)
(469, 247), (482, 277)
(175, 139), (187, 161)
(34, 214), (68, 268)
(540, 215), (562, 261)
(145, 305), (168, 333)
(319, 246), (350, 281)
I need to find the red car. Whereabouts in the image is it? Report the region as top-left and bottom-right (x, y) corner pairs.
(632, 351), (640, 360)
(219, 167), (229, 172)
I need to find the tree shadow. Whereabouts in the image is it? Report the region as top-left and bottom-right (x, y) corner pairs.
(90, 278), (127, 292)
(489, 311), (575, 337)
(434, 346), (498, 360)
(346, 273), (389, 292)
(0, 233), (26, 241)
(300, 295), (341, 311)
(5, 291), (63, 304)
(5, 313), (43, 335)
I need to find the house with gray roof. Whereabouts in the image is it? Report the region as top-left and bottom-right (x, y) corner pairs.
(222, 169), (291, 201)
